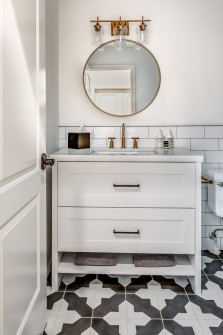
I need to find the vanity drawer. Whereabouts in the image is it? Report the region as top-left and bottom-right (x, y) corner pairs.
(58, 162), (195, 208)
(58, 207), (195, 254)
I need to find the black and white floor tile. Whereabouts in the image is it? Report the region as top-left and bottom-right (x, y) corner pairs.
(45, 251), (223, 335)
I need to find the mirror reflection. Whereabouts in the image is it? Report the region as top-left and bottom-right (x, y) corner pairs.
(83, 40), (161, 116)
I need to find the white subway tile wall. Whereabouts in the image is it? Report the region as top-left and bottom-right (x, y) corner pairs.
(149, 126), (177, 139)
(177, 126), (205, 138)
(58, 125), (223, 250)
(191, 139), (219, 151)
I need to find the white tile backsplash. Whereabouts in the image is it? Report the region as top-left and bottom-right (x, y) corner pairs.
(202, 213), (221, 226)
(139, 139), (156, 148)
(204, 201), (211, 213)
(177, 126), (204, 138)
(201, 163), (220, 175)
(65, 127), (79, 138)
(219, 139), (223, 150)
(58, 124), (223, 250)
(149, 127), (177, 139)
(125, 127), (148, 139)
(59, 127), (66, 139)
(191, 139), (219, 151)
(59, 139), (67, 150)
(174, 139), (191, 149)
(94, 127), (120, 139)
(202, 226), (206, 238)
(206, 151), (223, 163)
(205, 126), (223, 138)
(202, 237), (221, 251)
(202, 201), (206, 213)
(202, 185), (208, 201)
(91, 139), (106, 148)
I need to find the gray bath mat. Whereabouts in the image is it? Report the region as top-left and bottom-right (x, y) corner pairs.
(133, 254), (175, 267)
(75, 252), (117, 266)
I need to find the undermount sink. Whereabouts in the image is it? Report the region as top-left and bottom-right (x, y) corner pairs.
(90, 148), (157, 155)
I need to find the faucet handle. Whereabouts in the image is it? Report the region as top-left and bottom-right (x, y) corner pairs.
(132, 137), (139, 149)
(108, 137), (115, 149)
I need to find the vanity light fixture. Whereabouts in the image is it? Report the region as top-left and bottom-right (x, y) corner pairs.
(136, 16), (149, 45)
(92, 17), (104, 46)
(112, 18), (128, 50)
(91, 16), (151, 48)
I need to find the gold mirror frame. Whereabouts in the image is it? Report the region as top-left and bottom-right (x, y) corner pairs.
(83, 40), (161, 117)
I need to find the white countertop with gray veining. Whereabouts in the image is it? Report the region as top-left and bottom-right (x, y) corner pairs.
(50, 147), (203, 163)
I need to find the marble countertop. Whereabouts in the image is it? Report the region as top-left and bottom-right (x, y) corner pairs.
(50, 147), (203, 163)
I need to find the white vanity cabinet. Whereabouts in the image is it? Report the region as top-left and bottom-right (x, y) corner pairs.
(51, 149), (202, 294)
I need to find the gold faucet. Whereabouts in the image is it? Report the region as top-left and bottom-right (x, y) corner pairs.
(121, 123), (126, 148)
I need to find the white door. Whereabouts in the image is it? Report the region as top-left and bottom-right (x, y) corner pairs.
(0, 0), (46, 334)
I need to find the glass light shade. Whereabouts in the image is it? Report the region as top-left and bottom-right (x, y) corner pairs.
(136, 25), (148, 45)
(92, 26), (104, 46)
(114, 31), (126, 51)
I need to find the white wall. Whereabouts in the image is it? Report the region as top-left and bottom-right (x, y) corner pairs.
(58, 0), (223, 126)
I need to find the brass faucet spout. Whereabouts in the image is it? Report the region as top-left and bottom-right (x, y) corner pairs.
(121, 123), (126, 148)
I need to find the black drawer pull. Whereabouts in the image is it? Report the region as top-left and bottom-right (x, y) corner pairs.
(113, 184), (140, 188)
(113, 229), (140, 235)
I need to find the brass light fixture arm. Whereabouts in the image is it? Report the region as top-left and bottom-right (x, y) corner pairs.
(91, 17), (151, 36)
(90, 18), (151, 23)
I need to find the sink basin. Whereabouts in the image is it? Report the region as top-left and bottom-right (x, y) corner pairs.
(90, 149), (157, 155)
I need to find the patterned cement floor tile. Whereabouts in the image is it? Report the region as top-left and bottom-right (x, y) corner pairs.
(189, 295), (223, 320)
(203, 259), (223, 275)
(54, 317), (91, 335)
(97, 274), (125, 293)
(160, 295), (191, 319)
(93, 293), (125, 318)
(202, 251), (220, 260)
(125, 275), (153, 293)
(45, 252), (223, 334)
(126, 293), (161, 319)
(163, 319), (203, 335)
(47, 292), (64, 317)
(91, 318), (124, 335)
(130, 319), (164, 335)
(62, 292), (93, 317)
(44, 317), (57, 335)
(198, 319), (223, 335)
(152, 276), (187, 295)
(65, 274), (97, 292)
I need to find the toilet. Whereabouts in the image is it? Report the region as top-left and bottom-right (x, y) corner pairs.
(206, 169), (223, 217)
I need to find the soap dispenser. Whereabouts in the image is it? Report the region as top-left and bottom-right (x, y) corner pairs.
(162, 130), (174, 149)
(167, 130), (174, 148)
(156, 130), (163, 148)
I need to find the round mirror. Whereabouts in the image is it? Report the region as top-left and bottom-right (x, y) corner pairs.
(83, 40), (161, 117)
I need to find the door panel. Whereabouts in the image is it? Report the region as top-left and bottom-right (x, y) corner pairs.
(1, 199), (40, 335)
(1, 0), (37, 180)
(0, 0), (46, 334)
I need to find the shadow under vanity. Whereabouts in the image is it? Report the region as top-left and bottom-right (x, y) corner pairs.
(50, 147), (203, 295)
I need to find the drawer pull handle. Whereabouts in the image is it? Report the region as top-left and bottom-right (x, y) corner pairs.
(113, 229), (140, 235)
(113, 184), (140, 188)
